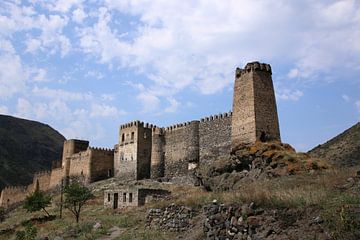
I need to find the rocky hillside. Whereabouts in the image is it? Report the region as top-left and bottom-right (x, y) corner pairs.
(0, 114), (65, 190)
(309, 122), (360, 167)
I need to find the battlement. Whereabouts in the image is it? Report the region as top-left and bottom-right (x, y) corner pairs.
(235, 61), (272, 78)
(120, 121), (157, 130)
(88, 146), (114, 153)
(200, 111), (232, 122)
(33, 170), (51, 177)
(164, 120), (197, 132)
(2, 185), (28, 192)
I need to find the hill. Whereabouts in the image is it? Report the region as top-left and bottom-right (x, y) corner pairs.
(0, 114), (65, 190)
(309, 122), (360, 167)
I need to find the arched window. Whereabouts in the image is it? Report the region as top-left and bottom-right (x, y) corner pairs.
(131, 132), (134, 140)
(121, 133), (125, 142)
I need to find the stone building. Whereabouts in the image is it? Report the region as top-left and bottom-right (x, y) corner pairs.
(104, 187), (170, 209)
(113, 62), (280, 181)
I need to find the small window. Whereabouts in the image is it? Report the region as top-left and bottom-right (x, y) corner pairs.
(123, 193), (127, 202)
(129, 193), (133, 203)
(131, 132), (134, 140)
(81, 170), (83, 176)
(121, 133), (125, 142)
(108, 193), (110, 202)
(144, 132), (147, 139)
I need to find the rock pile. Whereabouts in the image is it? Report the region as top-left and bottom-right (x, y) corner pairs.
(203, 200), (266, 239)
(146, 204), (195, 232)
(197, 141), (329, 191)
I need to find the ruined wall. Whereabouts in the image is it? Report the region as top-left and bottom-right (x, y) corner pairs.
(49, 167), (64, 189)
(199, 112), (232, 165)
(28, 171), (51, 192)
(89, 147), (114, 182)
(0, 186), (27, 207)
(151, 127), (165, 179)
(104, 188), (139, 208)
(164, 121), (199, 178)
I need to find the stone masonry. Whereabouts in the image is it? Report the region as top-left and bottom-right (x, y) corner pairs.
(0, 61), (281, 208)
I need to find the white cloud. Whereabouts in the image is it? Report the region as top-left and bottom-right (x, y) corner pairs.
(342, 94), (350, 102)
(72, 8), (87, 23)
(90, 103), (126, 118)
(356, 100), (360, 112)
(32, 86), (93, 101)
(276, 89), (304, 101)
(137, 90), (160, 113)
(165, 97), (180, 113)
(0, 47), (27, 98)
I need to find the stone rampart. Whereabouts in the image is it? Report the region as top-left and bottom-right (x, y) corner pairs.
(28, 170), (51, 192)
(0, 186), (28, 207)
(89, 147), (114, 182)
(199, 112), (232, 164)
(163, 121), (199, 178)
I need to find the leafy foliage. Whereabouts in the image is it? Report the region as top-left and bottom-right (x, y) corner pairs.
(15, 223), (37, 240)
(23, 190), (51, 217)
(64, 182), (94, 223)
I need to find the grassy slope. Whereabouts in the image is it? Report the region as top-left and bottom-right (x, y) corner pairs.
(0, 115), (65, 190)
(309, 122), (360, 167)
(1, 168), (360, 240)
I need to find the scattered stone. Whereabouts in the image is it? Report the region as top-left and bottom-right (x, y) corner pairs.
(146, 204), (195, 232)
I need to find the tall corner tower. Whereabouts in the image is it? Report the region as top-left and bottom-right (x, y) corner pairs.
(231, 61), (281, 150)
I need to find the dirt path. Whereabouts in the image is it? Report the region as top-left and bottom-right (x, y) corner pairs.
(97, 226), (124, 240)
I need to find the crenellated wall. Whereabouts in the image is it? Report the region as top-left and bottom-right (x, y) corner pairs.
(89, 147), (114, 182)
(163, 121), (199, 179)
(49, 167), (65, 189)
(28, 171), (51, 192)
(0, 186), (28, 207)
(199, 112), (232, 164)
(151, 127), (164, 179)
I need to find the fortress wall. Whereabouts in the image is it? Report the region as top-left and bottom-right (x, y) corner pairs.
(89, 148), (114, 182)
(164, 121), (199, 178)
(49, 167), (64, 189)
(199, 112), (232, 164)
(28, 171), (51, 192)
(151, 127), (164, 179)
(136, 126), (152, 180)
(68, 149), (91, 183)
(0, 186), (27, 207)
(116, 124), (139, 180)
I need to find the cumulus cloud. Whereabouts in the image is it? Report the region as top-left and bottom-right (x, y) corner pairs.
(32, 86), (93, 101)
(276, 89), (304, 101)
(342, 94), (350, 102)
(90, 103), (126, 118)
(165, 98), (180, 113)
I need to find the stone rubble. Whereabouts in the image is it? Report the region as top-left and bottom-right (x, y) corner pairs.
(146, 204), (195, 232)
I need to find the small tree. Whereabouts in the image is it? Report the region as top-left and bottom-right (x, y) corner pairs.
(64, 182), (94, 223)
(23, 190), (52, 217)
(15, 223), (37, 240)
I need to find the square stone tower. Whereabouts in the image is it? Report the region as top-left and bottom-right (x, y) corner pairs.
(114, 121), (152, 180)
(231, 61), (281, 149)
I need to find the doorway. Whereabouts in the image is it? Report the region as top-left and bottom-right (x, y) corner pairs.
(113, 193), (118, 209)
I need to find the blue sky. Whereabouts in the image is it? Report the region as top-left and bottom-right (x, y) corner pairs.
(0, 0), (359, 151)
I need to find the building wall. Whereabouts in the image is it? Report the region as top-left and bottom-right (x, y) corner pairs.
(151, 127), (165, 179)
(252, 68), (281, 142)
(28, 171), (51, 192)
(49, 167), (64, 189)
(62, 139), (89, 168)
(0, 186), (27, 207)
(136, 125), (152, 180)
(199, 112), (232, 165)
(163, 121), (199, 178)
(68, 149), (91, 183)
(104, 188), (139, 208)
(89, 148), (114, 182)
(116, 123), (139, 180)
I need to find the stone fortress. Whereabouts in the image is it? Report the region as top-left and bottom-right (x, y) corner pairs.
(0, 61), (281, 208)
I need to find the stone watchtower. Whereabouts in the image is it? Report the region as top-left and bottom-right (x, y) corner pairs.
(114, 121), (152, 180)
(231, 61), (281, 149)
